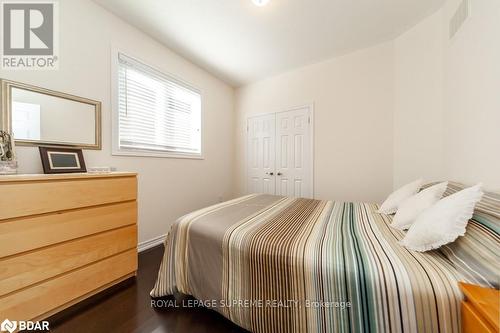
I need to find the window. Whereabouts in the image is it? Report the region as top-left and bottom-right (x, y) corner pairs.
(114, 52), (202, 158)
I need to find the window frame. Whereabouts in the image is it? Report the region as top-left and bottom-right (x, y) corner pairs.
(111, 47), (204, 159)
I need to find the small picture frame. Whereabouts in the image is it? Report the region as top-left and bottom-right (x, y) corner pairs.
(39, 147), (87, 174)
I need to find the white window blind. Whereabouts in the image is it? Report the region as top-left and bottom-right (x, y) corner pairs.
(117, 53), (201, 156)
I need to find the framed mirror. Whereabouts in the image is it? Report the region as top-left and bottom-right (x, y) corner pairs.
(0, 80), (101, 149)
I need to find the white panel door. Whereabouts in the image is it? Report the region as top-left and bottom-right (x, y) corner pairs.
(247, 114), (276, 195)
(275, 107), (312, 198)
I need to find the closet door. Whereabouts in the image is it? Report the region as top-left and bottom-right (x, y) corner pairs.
(247, 114), (276, 195)
(275, 107), (312, 198)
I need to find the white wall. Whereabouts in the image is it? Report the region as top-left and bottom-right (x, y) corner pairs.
(443, 0), (500, 191)
(393, 9), (445, 188)
(235, 42), (394, 203)
(0, 0), (235, 245)
(236, 0), (500, 202)
(393, 0), (500, 191)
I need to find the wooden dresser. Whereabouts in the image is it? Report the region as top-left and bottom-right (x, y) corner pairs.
(459, 282), (500, 333)
(0, 172), (138, 322)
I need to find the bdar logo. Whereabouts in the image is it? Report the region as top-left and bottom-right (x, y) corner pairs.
(0, 319), (16, 333)
(0, 319), (49, 332)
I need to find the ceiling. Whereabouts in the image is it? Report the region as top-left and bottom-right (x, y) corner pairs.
(93, 0), (445, 87)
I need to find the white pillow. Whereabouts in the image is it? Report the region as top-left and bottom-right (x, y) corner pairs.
(400, 183), (484, 252)
(378, 179), (423, 214)
(391, 182), (448, 231)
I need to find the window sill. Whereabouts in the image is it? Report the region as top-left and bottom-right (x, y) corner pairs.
(112, 149), (204, 160)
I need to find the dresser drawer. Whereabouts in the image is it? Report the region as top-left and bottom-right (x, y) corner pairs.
(0, 225), (137, 296)
(0, 201), (137, 257)
(462, 301), (496, 333)
(0, 249), (137, 322)
(0, 175), (137, 220)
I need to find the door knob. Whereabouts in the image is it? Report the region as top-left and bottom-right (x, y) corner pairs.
(266, 172), (274, 176)
(277, 172), (282, 176)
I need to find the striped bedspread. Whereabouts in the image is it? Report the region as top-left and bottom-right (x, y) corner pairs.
(151, 191), (500, 333)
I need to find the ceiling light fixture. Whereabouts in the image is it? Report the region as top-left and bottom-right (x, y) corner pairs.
(252, 0), (270, 7)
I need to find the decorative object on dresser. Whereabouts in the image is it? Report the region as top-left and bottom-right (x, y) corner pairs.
(0, 172), (138, 324)
(459, 282), (499, 333)
(0, 130), (17, 174)
(87, 166), (117, 174)
(39, 146), (87, 174)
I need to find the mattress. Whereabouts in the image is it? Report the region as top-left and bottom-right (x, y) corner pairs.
(151, 188), (500, 333)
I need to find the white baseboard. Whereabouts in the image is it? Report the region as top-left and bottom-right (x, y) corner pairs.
(138, 234), (166, 253)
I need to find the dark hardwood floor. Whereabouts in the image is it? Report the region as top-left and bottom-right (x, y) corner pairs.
(49, 246), (247, 333)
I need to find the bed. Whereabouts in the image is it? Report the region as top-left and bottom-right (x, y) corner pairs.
(151, 183), (500, 333)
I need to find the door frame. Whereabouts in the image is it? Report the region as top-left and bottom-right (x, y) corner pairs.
(245, 103), (315, 198)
